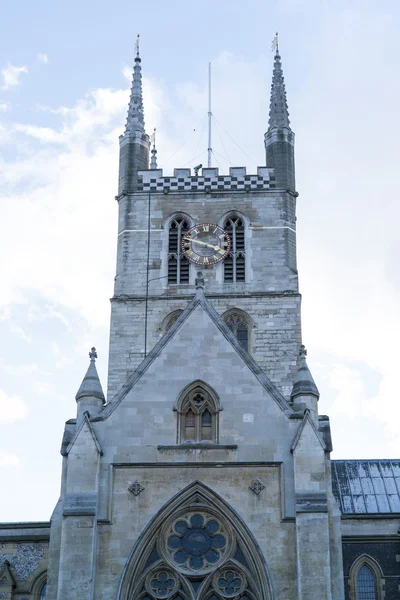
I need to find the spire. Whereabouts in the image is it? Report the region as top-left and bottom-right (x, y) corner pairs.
(76, 347), (105, 404)
(268, 49), (290, 130)
(150, 128), (158, 168)
(125, 34), (145, 136)
(264, 36), (295, 191)
(290, 345), (319, 400)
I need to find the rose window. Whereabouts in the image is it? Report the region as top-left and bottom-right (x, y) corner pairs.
(147, 570), (178, 598)
(167, 513), (227, 571)
(215, 569), (246, 597)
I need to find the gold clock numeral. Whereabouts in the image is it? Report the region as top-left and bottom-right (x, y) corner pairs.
(213, 227), (218, 234)
(212, 254), (219, 262)
(202, 225), (209, 232)
(203, 257), (209, 265)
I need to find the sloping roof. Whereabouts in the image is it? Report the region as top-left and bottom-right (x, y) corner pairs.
(332, 460), (400, 514)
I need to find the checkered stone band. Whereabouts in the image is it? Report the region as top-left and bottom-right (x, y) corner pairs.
(137, 169), (276, 193)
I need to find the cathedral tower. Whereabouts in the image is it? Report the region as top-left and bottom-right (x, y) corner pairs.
(107, 45), (300, 402)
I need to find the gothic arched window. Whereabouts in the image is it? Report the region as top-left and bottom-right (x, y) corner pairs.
(223, 216), (245, 283)
(349, 556), (383, 600)
(223, 310), (251, 352)
(119, 482), (273, 600)
(356, 566), (377, 600)
(177, 384), (219, 443)
(168, 217), (190, 284)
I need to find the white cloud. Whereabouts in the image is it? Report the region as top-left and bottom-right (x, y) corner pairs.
(1, 63), (28, 90)
(0, 359), (39, 376)
(37, 52), (48, 64)
(0, 102), (9, 112)
(0, 449), (21, 468)
(0, 389), (28, 424)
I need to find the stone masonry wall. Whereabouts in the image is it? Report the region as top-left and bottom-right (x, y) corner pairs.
(107, 183), (300, 400)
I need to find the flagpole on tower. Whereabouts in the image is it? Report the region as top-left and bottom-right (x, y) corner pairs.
(208, 62), (212, 167)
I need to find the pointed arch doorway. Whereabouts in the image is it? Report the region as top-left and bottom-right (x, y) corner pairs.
(117, 482), (274, 600)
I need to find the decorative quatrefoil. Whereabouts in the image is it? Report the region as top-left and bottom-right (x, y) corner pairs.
(249, 478), (265, 495)
(128, 481), (145, 496)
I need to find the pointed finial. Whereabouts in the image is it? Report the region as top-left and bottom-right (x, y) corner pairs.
(135, 34), (140, 60)
(124, 37), (146, 135)
(267, 43), (290, 130)
(271, 32), (279, 55)
(150, 127), (158, 168)
(195, 271), (205, 290)
(299, 344), (307, 359)
(290, 343), (319, 400)
(89, 347), (97, 362)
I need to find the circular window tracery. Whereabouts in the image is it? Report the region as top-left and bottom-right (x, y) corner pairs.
(166, 512), (228, 572)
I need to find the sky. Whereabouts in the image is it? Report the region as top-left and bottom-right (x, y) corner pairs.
(0, 0), (399, 522)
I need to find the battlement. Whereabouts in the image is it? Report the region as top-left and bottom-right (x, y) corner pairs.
(137, 166), (276, 193)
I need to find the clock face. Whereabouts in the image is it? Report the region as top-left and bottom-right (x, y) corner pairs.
(181, 223), (231, 266)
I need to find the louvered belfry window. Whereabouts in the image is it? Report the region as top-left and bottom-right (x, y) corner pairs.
(168, 218), (189, 284)
(224, 217), (245, 282)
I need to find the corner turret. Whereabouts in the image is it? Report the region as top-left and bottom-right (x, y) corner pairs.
(264, 43), (295, 192)
(75, 347), (105, 423)
(118, 35), (150, 194)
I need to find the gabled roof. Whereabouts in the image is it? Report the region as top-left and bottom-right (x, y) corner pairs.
(101, 288), (293, 418)
(66, 412), (102, 456)
(332, 459), (400, 514)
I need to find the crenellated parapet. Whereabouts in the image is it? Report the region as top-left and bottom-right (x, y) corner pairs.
(137, 166), (276, 193)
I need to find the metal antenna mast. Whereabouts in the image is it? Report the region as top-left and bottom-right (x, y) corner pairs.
(207, 62), (212, 167)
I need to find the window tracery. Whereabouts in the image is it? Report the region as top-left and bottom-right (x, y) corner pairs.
(223, 216), (245, 283)
(121, 483), (272, 600)
(168, 218), (190, 284)
(177, 385), (219, 443)
(223, 310), (251, 352)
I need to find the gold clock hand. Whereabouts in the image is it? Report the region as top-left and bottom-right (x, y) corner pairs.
(183, 237), (216, 249)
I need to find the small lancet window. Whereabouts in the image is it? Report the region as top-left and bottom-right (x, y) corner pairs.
(40, 583), (47, 600)
(179, 386), (218, 443)
(356, 565), (377, 600)
(224, 216), (245, 282)
(224, 312), (249, 352)
(168, 218), (190, 284)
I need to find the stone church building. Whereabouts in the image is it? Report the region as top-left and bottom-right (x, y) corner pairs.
(1, 44), (399, 600)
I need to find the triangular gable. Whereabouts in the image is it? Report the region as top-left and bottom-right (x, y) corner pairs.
(66, 412), (103, 455)
(101, 288), (292, 418)
(0, 560), (15, 589)
(291, 409), (326, 452)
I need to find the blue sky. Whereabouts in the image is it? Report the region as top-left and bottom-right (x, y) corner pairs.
(1, 0), (400, 521)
